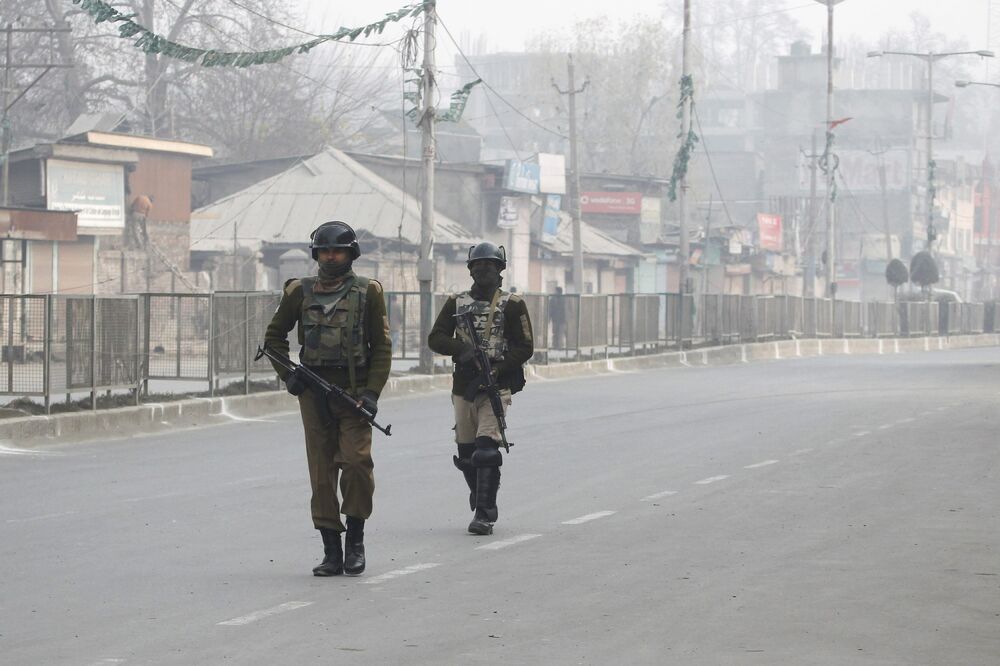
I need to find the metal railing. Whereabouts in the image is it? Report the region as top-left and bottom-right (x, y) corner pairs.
(2, 291), (998, 412)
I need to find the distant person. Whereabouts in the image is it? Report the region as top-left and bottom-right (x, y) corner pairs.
(550, 285), (567, 349)
(387, 295), (403, 351)
(129, 193), (153, 246)
(264, 221), (392, 577)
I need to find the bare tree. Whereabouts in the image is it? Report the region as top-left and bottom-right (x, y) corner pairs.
(5, 0), (394, 158)
(526, 17), (680, 176)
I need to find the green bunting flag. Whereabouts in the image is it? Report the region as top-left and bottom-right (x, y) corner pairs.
(405, 79), (481, 124)
(71, 0), (426, 68)
(669, 74), (699, 203)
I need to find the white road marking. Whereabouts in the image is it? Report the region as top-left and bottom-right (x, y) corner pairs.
(121, 491), (185, 503)
(877, 424), (893, 430)
(0, 444), (59, 457)
(562, 511), (616, 525)
(219, 399), (277, 423)
(218, 601), (313, 626)
(694, 475), (730, 485)
(476, 533), (542, 551)
(361, 562), (441, 585)
(744, 460), (779, 469)
(641, 490), (678, 501)
(854, 430), (871, 437)
(792, 448), (814, 455)
(896, 417), (916, 425)
(6, 510), (80, 524)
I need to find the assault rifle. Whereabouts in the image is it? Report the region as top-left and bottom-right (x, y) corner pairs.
(255, 344), (392, 436)
(454, 311), (511, 453)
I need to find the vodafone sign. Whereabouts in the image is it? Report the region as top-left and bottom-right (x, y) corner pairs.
(580, 192), (642, 215)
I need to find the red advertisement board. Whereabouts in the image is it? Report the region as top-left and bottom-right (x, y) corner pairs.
(580, 192), (642, 214)
(757, 213), (783, 252)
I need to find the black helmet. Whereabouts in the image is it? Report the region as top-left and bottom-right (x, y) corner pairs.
(310, 221), (360, 260)
(467, 242), (506, 270)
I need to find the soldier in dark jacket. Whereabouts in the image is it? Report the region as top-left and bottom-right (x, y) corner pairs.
(428, 242), (534, 535)
(264, 221), (392, 576)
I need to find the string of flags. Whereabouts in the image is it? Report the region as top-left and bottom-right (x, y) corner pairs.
(71, 0), (427, 68)
(405, 78), (482, 124)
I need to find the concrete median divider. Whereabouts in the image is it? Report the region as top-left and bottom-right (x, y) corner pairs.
(3, 333), (998, 446)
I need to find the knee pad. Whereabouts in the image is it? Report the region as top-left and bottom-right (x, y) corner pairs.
(471, 436), (502, 468)
(453, 442), (475, 472)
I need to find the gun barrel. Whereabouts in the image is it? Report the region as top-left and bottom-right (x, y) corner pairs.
(256, 345), (392, 436)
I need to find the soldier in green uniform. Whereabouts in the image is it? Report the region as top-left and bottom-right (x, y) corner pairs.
(428, 242), (534, 535)
(264, 221), (392, 576)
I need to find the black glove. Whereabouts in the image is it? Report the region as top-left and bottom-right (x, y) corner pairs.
(284, 368), (308, 396)
(456, 342), (476, 364)
(357, 390), (378, 418)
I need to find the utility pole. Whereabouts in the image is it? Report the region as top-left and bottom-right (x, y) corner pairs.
(417, 0), (437, 372)
(678, 0), (692, 294)
(553, 56), (588, 293)
(815, 0), (846, 300)
(870, 50), (994, 252)
(803, 130), (820, 297)
(870, 143), (893, 261)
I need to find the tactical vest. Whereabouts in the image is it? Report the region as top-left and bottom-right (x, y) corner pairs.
(299, 276), (369, 369)
(455, 289), (511, 361)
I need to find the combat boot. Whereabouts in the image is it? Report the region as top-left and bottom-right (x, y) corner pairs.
(344, 516), (366, 575)
(312, 528), (343, 577)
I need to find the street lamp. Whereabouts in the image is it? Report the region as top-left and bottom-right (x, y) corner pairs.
(868, 49), (995, 251)
(813, 0), (847, 299)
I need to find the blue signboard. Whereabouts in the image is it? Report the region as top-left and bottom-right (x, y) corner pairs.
(503, 159), (541, 194)
(543, 194), (562, 241)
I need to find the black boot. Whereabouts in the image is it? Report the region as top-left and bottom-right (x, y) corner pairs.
(453, 443), (477, 511)
(344, 516), (366, 576)
(312, 528), (343, 577)
(468, 466), (500, 535)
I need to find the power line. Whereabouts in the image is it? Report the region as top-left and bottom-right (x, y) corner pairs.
(437, 15), (567, 140)
(691, 101), (736, 227)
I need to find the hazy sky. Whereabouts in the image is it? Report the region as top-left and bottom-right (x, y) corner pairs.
(303, 0), (992, 52)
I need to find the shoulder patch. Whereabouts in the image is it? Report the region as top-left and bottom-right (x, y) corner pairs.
(283, 278), (302, 295)
(508, 293), (524, 304)
(368, 278), (384, 294)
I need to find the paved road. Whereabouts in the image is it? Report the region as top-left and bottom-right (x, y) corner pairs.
(2, 348), (998, 665)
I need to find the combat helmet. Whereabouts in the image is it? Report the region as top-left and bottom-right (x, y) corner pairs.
(310, 221), (360, 260)
(466, 242), (506, 270)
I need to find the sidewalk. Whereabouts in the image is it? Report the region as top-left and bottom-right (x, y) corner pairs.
(3, 333), (997, 447)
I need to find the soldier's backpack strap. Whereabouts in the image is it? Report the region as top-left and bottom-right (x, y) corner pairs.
(345, 276), (369, 394)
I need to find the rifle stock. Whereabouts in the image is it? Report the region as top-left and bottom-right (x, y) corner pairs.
(255, 344), (392, 436)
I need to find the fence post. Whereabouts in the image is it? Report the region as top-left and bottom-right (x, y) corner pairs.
(90, 296), (97, 410)
(5, 296), (13, 396)
(244, 293), (250, 395)
(135, 297), (142, 406)
(208, 293), (215, 396)
(43, 295), (52, 414)
(175, 295), (182, 383)
(143, 295), (151, 397)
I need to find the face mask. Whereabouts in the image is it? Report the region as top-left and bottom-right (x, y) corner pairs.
(318, 259), (351, 281)
(470, 263), (501, 294)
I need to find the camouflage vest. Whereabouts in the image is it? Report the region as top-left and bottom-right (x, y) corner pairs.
(455, 289), (511, 361)
(299, 276), (369, 368)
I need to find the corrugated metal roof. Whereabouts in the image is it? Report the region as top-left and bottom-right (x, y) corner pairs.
(538, 210), (641, 257)
(190, 147), (476, 252)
